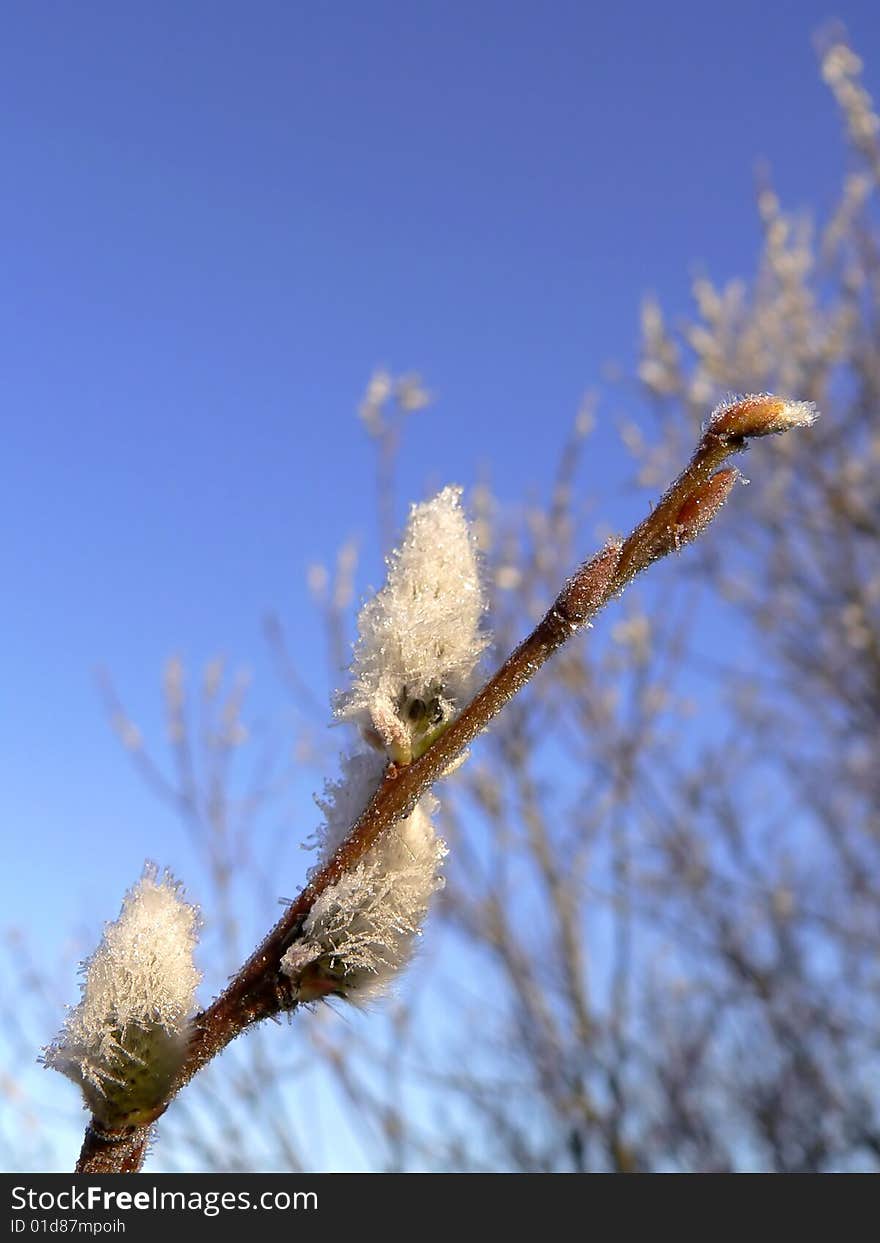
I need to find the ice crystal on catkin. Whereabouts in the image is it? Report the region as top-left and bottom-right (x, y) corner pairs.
(44, 864), (201, 1128)
(336, 485), (489, 763)
(310, 748), (388, 864)
(281, 795), (445, 1002)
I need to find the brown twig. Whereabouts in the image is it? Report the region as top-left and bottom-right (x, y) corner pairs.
(74, 396), (813, 1172)
(77, 1122), (152, 1174)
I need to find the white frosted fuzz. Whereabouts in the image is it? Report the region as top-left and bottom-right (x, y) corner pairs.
(707, 393), (818, 439)
(44, 864), (201, 1128)
(281, 794), (446, 1003)
(336, 485), (489, 764)
(283, 486), (488, 1003)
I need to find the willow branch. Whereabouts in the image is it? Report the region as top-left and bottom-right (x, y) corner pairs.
(74, 394), (815, 1172)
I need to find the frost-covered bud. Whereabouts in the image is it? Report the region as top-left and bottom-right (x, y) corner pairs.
(671, 468), (741, 549)
(336, 486), (489, 764)
(706, 393), (818, 440)
(44, 865), (201, 1129)
(282, 795), (445, 1003)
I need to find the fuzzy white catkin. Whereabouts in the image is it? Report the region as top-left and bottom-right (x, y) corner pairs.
(281, 793), (445, 1003)
(282, 485), (486, 1003)
(44, 864), (201, 1128)
(335, 485), (489, 763)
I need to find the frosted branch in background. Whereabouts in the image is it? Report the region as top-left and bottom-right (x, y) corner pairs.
(43, 865), (201, 1128)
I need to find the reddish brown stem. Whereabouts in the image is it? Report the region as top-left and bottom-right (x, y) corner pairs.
(73, 398), (808, 1172)
(76, 1122), (151, 1174)
(176, 430), (744, 1087)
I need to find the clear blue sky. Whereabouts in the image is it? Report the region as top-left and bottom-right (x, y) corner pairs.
(2, 0), (877, 1167)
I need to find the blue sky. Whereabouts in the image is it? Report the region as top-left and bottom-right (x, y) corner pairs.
(2, 1), (878, 1168)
